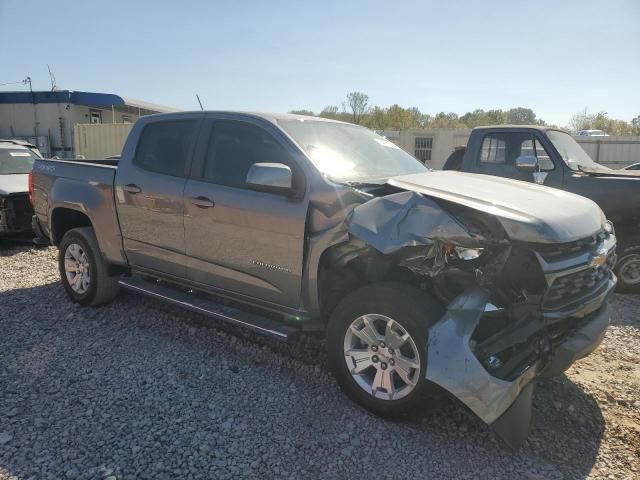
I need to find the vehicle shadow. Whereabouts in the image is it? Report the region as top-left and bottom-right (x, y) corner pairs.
(0, 239), (38, 257)
(0, 282), (607, 479)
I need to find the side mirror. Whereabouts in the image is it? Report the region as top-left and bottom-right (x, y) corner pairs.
(515, 155), (539, 173)
(246, 163), (292, 193)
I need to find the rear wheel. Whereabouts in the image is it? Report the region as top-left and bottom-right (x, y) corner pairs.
(59, 227), (120, 306)
(615, 241), (640, 293)
(327, 283), (443, 417)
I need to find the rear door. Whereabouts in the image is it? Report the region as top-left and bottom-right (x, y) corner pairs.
(115, 115), (202, 278)
(474, 130), (563, 187)
(183, 117), (309, 308)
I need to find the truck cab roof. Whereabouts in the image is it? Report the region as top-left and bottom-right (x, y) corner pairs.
(141, 110), (352, 126)
(470, 125), (568, 134)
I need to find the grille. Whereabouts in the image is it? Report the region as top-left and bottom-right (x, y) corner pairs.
(534, 230), (607, 260)
(543, 255), (615, 310)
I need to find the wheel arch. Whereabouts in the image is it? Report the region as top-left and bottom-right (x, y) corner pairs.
(50, 207), (93, 245)
(316, 240), (432, 321)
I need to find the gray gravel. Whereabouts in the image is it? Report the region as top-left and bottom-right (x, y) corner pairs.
(1, 245), (639, 479)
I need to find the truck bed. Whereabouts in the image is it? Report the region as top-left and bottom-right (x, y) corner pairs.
(32, 157), (125, 265)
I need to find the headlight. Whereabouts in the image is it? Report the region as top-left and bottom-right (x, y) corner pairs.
(604, 220), (614, 235)
(454, 247), (484, 260)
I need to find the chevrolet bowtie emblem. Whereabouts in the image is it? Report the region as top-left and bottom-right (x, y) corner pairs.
(589, 250), (608, 268)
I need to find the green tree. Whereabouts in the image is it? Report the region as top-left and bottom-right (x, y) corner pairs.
(631, 115), (640, 135)
(505, 107), (537, 125)
(569, 109), (637, 135)
(459, 109), (506, 127)
(319, 105), (343, 120)
(344, 92), (370, 124)
(424, 112), (465, 128)
(289, 109), (315, 116)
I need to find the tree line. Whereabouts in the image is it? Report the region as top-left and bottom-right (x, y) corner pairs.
(290, 92), (640, 136)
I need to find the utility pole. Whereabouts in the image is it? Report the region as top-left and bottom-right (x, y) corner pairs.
(23, 76), (39, 138)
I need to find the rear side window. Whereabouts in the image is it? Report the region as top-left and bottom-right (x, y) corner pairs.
(480, 135), (506, 164)
(199, 121), (291, 189)
(134, 120), (198, 177)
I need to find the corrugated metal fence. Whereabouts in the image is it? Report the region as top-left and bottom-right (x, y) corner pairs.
(74, 123), (133, 159)
(574, 136), (640, 168)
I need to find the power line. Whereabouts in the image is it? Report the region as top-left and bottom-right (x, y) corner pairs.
(0, 80), (25, 87)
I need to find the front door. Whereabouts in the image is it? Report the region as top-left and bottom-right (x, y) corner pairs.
(183, 118), (309, 308)
(115, 117), (201, 278)
(474, 131), (563, 187)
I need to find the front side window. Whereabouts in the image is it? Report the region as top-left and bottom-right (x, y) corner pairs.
(0, 148), (37, 174)
(520, 138), (554, 171)
(199, 121), (291, 189)
(134, 120), (198, 177)
(278, 120), (426, 182)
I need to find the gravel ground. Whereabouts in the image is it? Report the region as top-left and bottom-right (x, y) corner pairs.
(1, 244), (639, 479)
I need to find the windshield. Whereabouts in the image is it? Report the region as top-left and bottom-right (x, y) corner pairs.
(278, 119), (427, 182)
(0, 148), (37, 174)
(547, 130), (605, 170)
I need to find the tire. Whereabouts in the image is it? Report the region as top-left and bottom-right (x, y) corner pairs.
(327, 282), (444, 418)
(58, 227), (120, 306)
(615, 241), (640, 293)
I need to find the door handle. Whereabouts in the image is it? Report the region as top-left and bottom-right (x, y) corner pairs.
(191, 196), (215, 208)
(123, 184), (141, 194)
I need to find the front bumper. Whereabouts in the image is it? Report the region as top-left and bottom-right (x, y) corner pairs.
(425, 277), (614, 447)
(541, 298), (610, 377)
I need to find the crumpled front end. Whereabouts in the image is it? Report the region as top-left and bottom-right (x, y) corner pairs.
(345, 190), (617, 447)
(0, 193), (33, 235)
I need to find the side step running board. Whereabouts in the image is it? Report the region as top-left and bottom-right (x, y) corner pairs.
(118, 276), (297, 340)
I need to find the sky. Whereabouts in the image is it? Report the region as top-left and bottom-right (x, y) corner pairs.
(0, 0), (638, 126)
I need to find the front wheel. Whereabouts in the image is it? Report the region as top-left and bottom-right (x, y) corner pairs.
(615, 242), (640, 293)
(59, 227), (120, 306)
(327, 283), (443, 418)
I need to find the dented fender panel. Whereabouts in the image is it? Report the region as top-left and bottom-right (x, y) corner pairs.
(346, 191), (481, 255)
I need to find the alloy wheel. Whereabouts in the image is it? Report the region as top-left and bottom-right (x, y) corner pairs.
(343, 314), (421, 401)
(64, 243), (91, 294)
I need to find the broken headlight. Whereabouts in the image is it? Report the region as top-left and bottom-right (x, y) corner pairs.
(604, 220), (614, 235)
(454, 246), (484, 261)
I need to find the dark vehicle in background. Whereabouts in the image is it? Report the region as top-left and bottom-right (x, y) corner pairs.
(443, 126), (640, 292)
(0, 139), (42, 236)
(32, 112), (616, 447)
(623, 162), (640, 171)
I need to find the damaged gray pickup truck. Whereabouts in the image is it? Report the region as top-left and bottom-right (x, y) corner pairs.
(32, 112), (617, 447)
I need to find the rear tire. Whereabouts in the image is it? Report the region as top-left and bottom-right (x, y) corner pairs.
(327, 282), (444, 418)
(58, 227), (120, 306)
(615, 241), (640, 293)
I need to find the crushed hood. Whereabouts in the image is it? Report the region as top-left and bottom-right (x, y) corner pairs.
(388, 171), (604, 244)
(0, 173), (29, 196)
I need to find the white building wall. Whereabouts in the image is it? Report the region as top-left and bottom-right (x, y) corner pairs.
(0, 103), (142, 158)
